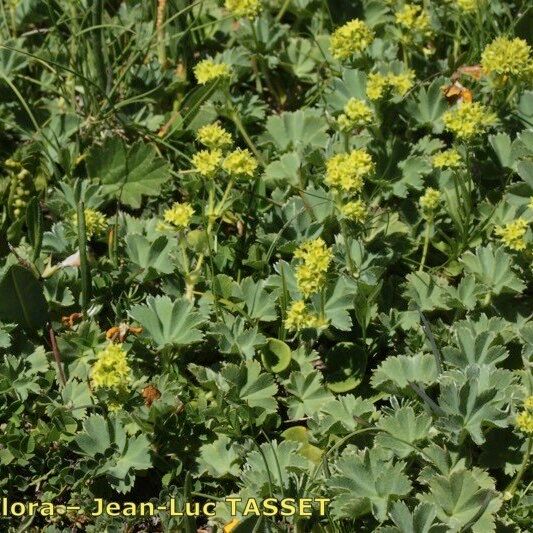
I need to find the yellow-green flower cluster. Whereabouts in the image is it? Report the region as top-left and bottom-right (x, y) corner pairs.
(91, 343), (131, 391)
(9, 164), (31, 218)
(225, 0), (262, 18)
(284, 300), (324, 332)
(337, 98), (374, 131)
(442, 102), (497, 140)
(72, 208), (107, 239)
(419, 188), (441, 213)
(197, 122), (233, 149)
(457, 0), (480, 12)
(395, 4), (432, 38)
(222, 148), (258, 177)
(366, 71), (415, 100)
(330, 19), (374, 60)
(515, 396), (533, 435)
(294, 238), (333, 297)
(163, 202), (194, 229)
(325, 149), (374, 193)
(481, 37), (532, 83)
(494, 218), (528, 251)
(341, 199), (367, 222)
(194, 59), (232, 85)
(192, 149), (223, 177)
(432, 149), (462, 169)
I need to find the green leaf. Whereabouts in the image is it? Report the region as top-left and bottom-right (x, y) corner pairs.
(263, 152), (301, 187)
(437, 365), (511, 445)
(241, 440), (308, 493)
(75, 415), (151, 493)
(460, 245), (525, 295)
(264, 109), (329, 153)
(235, 277), (277, 322)
(197, 435), (240, 478)
(285, 371), (333, 419)
(325, 69), (367, 110)
(376, 406), (432, 458)
(0, 265), (48, 331)
(129, 295), (205, 349)
(516, 159), (533, 189)
(442, 317), (508, 367)
(404, 272), (451, 312)
(406, 79), (447, 130)
(380, 501), (446, 533)
(86, 138), (171, 208)
(418, 469), (501, 533)
(372, 353), (439, 391)
(489, 133), (514, 168)
(261, 338), (291, 373)
(322, 342), (367, 392)
(329, 447), (412, 522)
(126, 234), (176, 278)
(310, 394), (375, 435)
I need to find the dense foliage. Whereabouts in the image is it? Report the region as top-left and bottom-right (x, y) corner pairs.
(0, 0), (532, 531)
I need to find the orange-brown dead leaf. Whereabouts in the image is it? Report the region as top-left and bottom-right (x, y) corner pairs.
(61, 312), (83, 329)
(142, 384), (161, 407)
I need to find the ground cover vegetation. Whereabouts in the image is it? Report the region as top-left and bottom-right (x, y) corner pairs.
(0, 0), (532, 531)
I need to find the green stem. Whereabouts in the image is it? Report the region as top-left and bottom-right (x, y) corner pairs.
(505, 437), (532, 497)
(77, 201), (91, 315)
(418, 218), (432, 271)
(275, 0), (292, 22)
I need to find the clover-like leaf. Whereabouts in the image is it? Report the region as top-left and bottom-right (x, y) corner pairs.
(285, 371), (333, 419)
(87, 138), (171, 208)
(376, 406), (432, 459)
(418, 469), (501, 533)
(129, 295), (205, 349)
(197, 435), (240, 478)
(460, 245), (525, 295)
(329, 447), (412, 522)
(372, 353), (439, 391)
(126, 234), (176, 278)
(264, 109), (329, 153)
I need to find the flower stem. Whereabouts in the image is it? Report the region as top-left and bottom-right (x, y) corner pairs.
(418, 218), (432, 271)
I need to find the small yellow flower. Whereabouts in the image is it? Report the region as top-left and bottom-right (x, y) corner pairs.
(457, 0), (480, 13)
(222, 148), (258, 177)
(337, 98), (373, 130)
(91, 343), (131, 391)
(330, 19), (374, 60)
(294, 238), (333, 297)
(366, 73), (389, 100)
(442, 102), (497, 140)
(524, 396), (533, 410)
(432, 149), (462, 169)
(515, 410), (533, 435)
(192, 149), (222, 177)
(72, 208), (107, 239)
(163, 202), (194, 229)
(284, 300), (323, 331)
(194, 59), (232, 84)
(395, 4), (432, 37)
(481, 36), (532, 83)
(341, 199), (367, 222)
(494, 218), (529, 251)
(325, 150), (374, 193)
(197, 122), (233, 149)
(528, 197), (533, 210)
(366, 71), (415, 100)
(225, 0), (262, 18)
(387, 71), (415, 97)
(419, 188), (441, 212)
